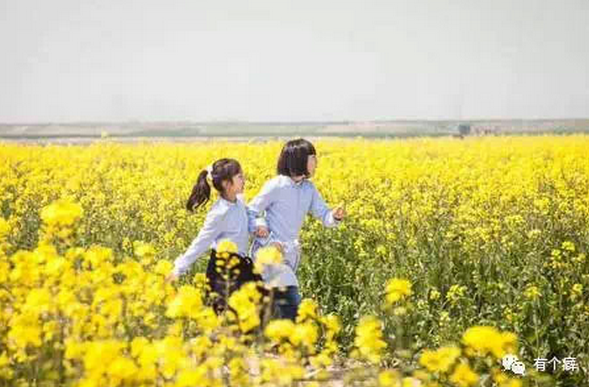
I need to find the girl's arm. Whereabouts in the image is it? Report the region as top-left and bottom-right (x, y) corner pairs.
(247, 179), (278, 234)
(171, 207), (226, 277)
(309, 183), (343, 228)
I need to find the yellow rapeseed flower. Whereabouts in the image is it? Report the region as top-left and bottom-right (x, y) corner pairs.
(0, 218), (9, 240)
(378, 370), (400, 386)
(290, 322), (319, 351)
(228, 283), (262, 332)
(501, 379), (523, 387)
(524, 285), (541, 301)
(385, 278), (412, 304)
(265, 319), (295, 342)
(154, 260), (173, 276)
(133, 241), (156, 258)
(446, 284), (467, 305)
(254, 245), (283, 273)
(217, 239), (238, 253)
(354, 316), (387, 364)
(462, 326), (517, 358)
(296, 299), (319, 323)
(449, 363), (479, 387)
(419, 346), (461, 373)
(40, 199), (83, 227)
(165, 286), (204, 319)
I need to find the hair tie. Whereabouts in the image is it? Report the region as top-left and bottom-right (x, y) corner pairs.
(205, 165), (213, 180)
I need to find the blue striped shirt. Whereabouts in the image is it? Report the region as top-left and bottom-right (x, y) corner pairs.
(172, 195), (250, 277)
(247, 175), (340, 287)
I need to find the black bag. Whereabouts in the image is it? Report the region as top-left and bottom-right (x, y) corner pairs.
(205, 249), (266, 315)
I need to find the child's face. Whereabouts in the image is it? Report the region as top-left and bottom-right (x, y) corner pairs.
(227, 171), (245, 194)
(307, 154), (317, 177)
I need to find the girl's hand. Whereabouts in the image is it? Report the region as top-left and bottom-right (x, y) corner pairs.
(165, 273), (179, 283)
(256, 225), (269, 237)
(332, 206), (346, 221)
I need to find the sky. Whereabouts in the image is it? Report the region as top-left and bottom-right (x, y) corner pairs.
(1, 0), (588, 122)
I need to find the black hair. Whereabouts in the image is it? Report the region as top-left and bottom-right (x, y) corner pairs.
(186, 158), (242, 211)
(277, 138), (316, 178)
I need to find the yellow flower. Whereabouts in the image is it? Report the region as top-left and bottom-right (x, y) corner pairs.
(4, 136), (589, 386)
(0, 352), (9, 367)
(107, 356), (138, 383)
(462, 326), (517, 358)
(65, 339), (86, 360)
(196, 307), (220, 333)
(133, 241), (156, 258)
(82, 341), (125, 374)
(154, 336), (185, 378)
(24, 288), (53, 314)
(501, 379), (523, 387)
(419, 346), (461, 373)
(491, 367), (508, 384)
(228, 357), (248, 385)
(309, 352), (333, 368)
(296, 299), (318, 323)
(165, 286), (204, 319)
(176, 368), (208, 387)
(8, 312), (43, 349)
(561, 241), (575, 252)
(254, 245), (283, 273)
(449, 363), (479, 387)
(0, 218), (9, 240)
(402, 377), (421, 387)
(84, 246), (114, 268)
(260, 358), (304, 385)
(265, 319), (295, 342)
(154, 259), (173, 276)
(40, 199), (83, 227)
(217, 239), (238, 253)
(290, 322), (319, 350)
(524, 285), (541, 300)
(228, 283), (262, 333)
(385, 278), (412, 304)
(378, 370), (400, 386)
(320, 314), (342, 339)
(571, 283), (583, 299)
(354, 316), (387, 364)
(446, 284), (467, 304)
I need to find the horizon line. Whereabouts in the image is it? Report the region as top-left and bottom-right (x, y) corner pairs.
(2, 117), (589, 126)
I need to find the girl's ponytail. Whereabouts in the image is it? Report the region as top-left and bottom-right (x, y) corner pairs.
(186, 159), (242, 211)
(186, 170), (211, 211)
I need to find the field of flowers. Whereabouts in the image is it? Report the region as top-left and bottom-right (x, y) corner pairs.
(1, 136), (588, 386)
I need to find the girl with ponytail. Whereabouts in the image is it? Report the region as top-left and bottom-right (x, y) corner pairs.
(166, 158), (262, 314)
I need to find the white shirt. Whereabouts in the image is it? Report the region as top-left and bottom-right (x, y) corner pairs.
(172, 195), (250, 277)
(247, 175), (340, 287)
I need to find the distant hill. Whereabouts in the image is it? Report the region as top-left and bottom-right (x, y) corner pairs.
(1, 119), (589, 143)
